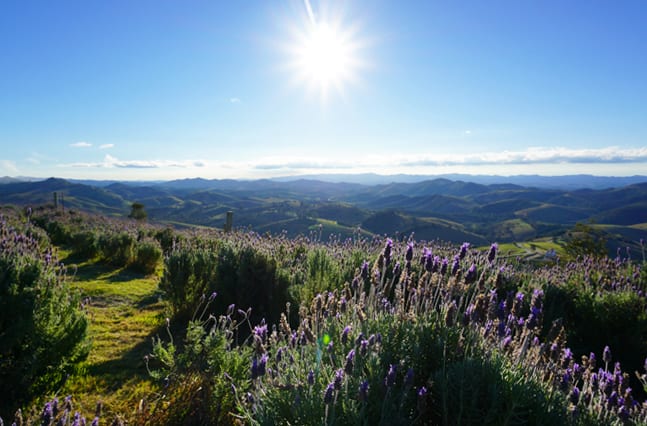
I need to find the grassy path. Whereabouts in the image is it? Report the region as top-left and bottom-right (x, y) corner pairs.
(59, 254), (166, 421)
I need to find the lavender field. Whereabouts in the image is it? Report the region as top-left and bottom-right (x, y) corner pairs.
(1, 205), (647, 425)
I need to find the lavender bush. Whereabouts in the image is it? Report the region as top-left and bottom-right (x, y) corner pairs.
(0, 211), (89, 419)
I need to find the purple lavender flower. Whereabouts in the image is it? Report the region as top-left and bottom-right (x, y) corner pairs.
(383, 238), (393, 265)
(368, 334), (376, 346)
(259, 353), (268, 376)
(251, 357), (259, 380)
(42, 402), (54, 425)
(603, 345), (612, 365)
(404, 367), (414, 387)
(341, 326), (351, 345)
(440, 257), (448, 275)
(307, 369), (315, 385)
(417, 386), (428, 413)
(345, 349), (355, 374)
(570, 386), (580, 405)
(361, 261), (369, 280)
(451, 255), (460, 276)
(487, 243), (498, 263)
(358, 380), (369, 402)
(405, 242), (414, 262)
(465, 264), (477, 284)
(459, 242), (470, 259)
(355, 332), (364, 346)
(334, 369), (344, 390)
(327, 341), (334, 353)
(393, 261), (401, 278)
(385, 364), (397, 388)
(360, 339), (369, 356)
(276, 347), (283, 363)
(324, 383), (335, 405)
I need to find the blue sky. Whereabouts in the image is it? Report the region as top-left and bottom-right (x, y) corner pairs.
(1, 0), (646, 180)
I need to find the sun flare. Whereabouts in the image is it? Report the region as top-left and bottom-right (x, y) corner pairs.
(283, 4), (367, 102)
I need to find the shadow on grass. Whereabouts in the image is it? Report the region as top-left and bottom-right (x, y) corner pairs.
(84, 324), (163, 389)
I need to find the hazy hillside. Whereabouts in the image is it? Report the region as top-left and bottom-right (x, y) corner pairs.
(1, 177), (645, 249)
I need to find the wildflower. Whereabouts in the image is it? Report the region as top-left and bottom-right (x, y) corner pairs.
(383, 238), (393, 265)
(404, 367), (414, 387)
(251, 357), (259, 380)
(324, 383), (335, 404)
(603, 345), (612, 366)
(440, 257), (448, 275)
(327, 341), (334, 353)
(360, 339), (369, 356)
(208, 291), (217, 301)
(361, 261), (369, 280)
(487, 243), (498, 263)
(307, 370), (315, 386)
(393, 261), (401, 277)
(333, 369), (344, 390)
(417, 386), (428, 413)
(459, 242), (470, 259)
(358, 380), (369, 402)
(405, 242), (414, 262)
(259, 353), (268, 376)
(42, 402), (54, 425)
(341, 326), (351, 345)
(589, 352), (597, 370)
(570, 386), (580, 405)
(345, 349), (355, 374)
(385, 364), (397, 388)
(276, 347), (283, 363)
(465, 264), (477, 284)
(451, 255), (460, 276)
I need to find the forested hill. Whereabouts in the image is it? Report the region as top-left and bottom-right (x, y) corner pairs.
(1, 177), (646, 251)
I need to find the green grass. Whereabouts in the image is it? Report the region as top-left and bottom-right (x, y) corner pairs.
(55, 252), (166, 421)
(496, 238), (563, 262)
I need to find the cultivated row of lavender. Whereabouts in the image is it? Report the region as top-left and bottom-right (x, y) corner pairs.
(146, 230), (647, 425)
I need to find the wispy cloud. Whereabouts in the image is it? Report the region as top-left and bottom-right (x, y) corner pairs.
(99, 144), (114, 149)
(230, 97), (241, 104)
(64, 155), (207, 169)
(70, 141), (92, 148)
(0, 160), (19, 174)
(250, 147), (647, 173)
(398, 147), (647, 167)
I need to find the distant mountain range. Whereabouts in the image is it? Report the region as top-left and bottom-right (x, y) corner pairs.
(3, 173), (647, 190)
(1, 176), (646, 254)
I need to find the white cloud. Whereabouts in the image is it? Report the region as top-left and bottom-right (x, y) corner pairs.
(0, 160), (19, 174)
(64, 154), (207, 169)
(99, 144), (114, 149)
(70, 141), (92, 148)
(230, 97), (241, 104)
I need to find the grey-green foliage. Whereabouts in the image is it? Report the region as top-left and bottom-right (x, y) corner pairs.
(0, 220), (89, 418)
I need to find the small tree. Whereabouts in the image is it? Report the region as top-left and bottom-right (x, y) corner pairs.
(129, 202), (148, 221)
(563, 222), (608, 259)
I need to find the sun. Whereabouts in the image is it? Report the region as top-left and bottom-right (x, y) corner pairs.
(282, 3), (367, 102)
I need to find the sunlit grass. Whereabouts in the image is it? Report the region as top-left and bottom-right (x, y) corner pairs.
(57, 257), (166, 420)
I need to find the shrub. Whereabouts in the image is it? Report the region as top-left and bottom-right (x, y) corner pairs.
(70, 230), (100, 259)
(0, 221), (89, 418)
(99, 231), (136, 267)
(132, 239), (163, 275)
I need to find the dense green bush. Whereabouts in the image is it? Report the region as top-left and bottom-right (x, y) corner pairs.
(0, 219), (89, 418)
(70, 229), (100, 259)
(99, 231), (136, 267)
(132, 239), (163, 274)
